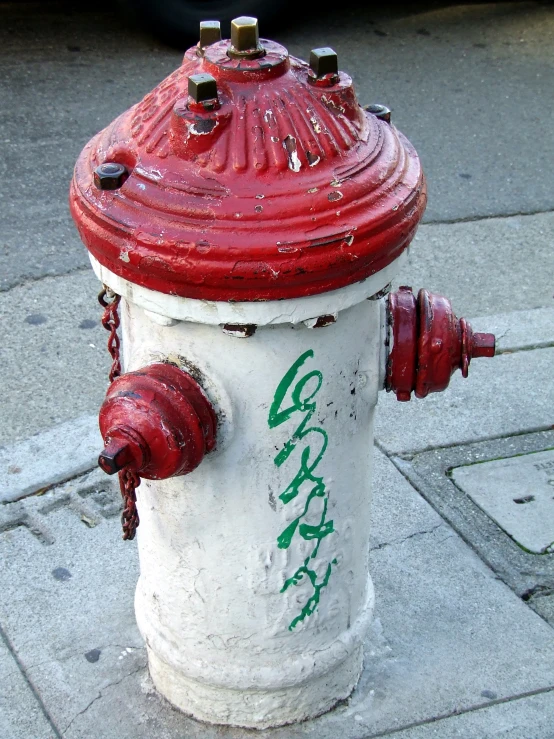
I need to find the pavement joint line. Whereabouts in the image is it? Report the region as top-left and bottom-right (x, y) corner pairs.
(422, 206), (554, 226)
(2, 208), (554, 294)
(360, 683), (554, 738)
(0, 466), (97, 506)
(0, 621), (64, 739)
(389, 450), (528, 584)
(0, 414), (103, 504)
(496, 341), (554, 354)
(389, 450), (554, 632)
(383, 452), (515, 592)
(0, 265), (92, 294)
(375, 424), (554, 460)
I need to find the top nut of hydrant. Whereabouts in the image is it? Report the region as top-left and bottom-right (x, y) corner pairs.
(309, 47), (339, 79)
(366, 104), (392, 123)
(188, 73), (218, 103)
(229, 16), (265, 58)
(199, 20), (221, 51)
(93, 162), (128, 191)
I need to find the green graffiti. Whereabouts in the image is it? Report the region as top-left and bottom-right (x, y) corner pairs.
(268, 349), (337, 630)
(282, 558), (338, 631)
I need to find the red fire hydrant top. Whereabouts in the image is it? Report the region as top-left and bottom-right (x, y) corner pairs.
(70, 23), (426, 302)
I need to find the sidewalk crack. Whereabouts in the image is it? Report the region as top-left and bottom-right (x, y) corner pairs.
(370, 523), (444, 552)
(61, 662), (146, 736)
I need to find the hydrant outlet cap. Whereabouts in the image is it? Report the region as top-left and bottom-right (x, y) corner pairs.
(70, 25), (426, 302)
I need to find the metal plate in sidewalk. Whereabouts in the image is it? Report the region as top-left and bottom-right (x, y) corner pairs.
(452, 450), (554, 554)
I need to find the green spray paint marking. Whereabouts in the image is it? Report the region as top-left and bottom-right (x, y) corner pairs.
(268, 350), (337, 630)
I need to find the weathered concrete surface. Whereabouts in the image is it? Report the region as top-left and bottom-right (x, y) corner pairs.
(378, 689), (554, 738)
(452, 449), (554, 554)
(1, 455), (553, 738)
(393, 430), (554, 621)
(395, 212), (554, 317)
(0, 634), (56, 739)
(0, 415), (102, 503)
(376, 344), (554, 456)
(0, 270), (110, 445)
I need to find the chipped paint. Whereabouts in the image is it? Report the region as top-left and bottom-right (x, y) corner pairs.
(283, 135), (301, 173)
(303, 313), (338, 329)
(328, 191), (343, 202)
(321, 95), (346, 115)
(221, 323), (257, 338)
(264, 109), (276, 126)
(307, 152), (321, 167)
(135, 166), (164, 182)
(309, 116), (322, 134)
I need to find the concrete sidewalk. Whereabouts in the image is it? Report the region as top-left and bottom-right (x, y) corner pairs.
(1, 295), (554, 739)
(1, 1), (554, 737)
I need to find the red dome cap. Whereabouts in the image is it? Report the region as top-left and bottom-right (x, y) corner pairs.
(70, 24), (426, 302)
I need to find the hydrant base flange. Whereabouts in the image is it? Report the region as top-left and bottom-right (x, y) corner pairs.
(146, 646), (364, 729)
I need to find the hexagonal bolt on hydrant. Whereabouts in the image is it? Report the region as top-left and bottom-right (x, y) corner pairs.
(70, 16), (495, 730)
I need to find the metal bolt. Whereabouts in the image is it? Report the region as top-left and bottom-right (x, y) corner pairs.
(365, 104), (391, 123)
(98, 440), (133, 475)
(199, 20), (221, 51)
(231, 16), (259, 51)
(93, 162), (128, 191)
(188, 73), (218, 103)
(309, 47), (338, 78)
(228, 16), (265, 58)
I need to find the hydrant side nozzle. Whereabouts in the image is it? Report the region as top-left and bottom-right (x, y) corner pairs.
(386, 287), (496, 401)
(385, 286), (417, 402)
(98, 363), (217, 480)
(98, 426), (149, 475)
(471, 332), (496, 358)
(98, 440), (132, 475)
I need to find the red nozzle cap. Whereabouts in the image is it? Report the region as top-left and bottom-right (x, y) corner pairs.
(386, 288), (496, 401)
(472, 332), (496, 358)
(98, 363), (216, 480)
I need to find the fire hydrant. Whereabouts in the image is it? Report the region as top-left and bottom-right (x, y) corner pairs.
(70, 17), (495, 729)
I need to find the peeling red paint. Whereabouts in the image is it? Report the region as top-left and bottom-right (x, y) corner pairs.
(70, 35), (426, 301)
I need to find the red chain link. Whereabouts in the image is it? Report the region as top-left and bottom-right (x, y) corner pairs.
(120, 467), (140, 541)
(98, 287), (141, 541)
(98, 288), (122, 382)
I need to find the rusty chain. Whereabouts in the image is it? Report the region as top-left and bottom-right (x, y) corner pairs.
(98, 286), (140, 540)
(98, 287), (122, 382)
(120, 467), (141, 541)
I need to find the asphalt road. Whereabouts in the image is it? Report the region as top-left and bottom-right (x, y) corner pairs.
(1, 0), (553, 292)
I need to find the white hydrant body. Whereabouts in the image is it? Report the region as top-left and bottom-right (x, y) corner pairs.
(92, 258), (394, 727)
(71, 17), (495, 731)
